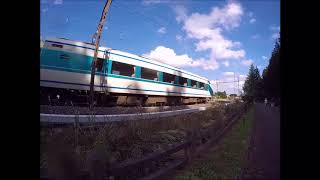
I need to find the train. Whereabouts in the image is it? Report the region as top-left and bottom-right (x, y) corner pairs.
(40, 38), (214, 106)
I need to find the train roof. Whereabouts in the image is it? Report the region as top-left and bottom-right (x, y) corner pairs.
(45, 37), (211, 84)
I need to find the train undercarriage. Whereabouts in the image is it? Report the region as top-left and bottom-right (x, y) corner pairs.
(40, 87), (209, 107)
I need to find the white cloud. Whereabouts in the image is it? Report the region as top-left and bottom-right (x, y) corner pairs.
(41, 8), (48, 13)
(183, 2), (244, 32)
(248, 12), (256, 24)
(270, 25), (280, 40)
(262, 56), (268, 60)
(270, 25), (280, 31)
(210, 80), (217, 84)
(194, 58), (220, 70)
(143, 46), (192, 67)
(142, 0), (169, 5)
(174, 1), (246, 67)
(239, 75), (247, 80)
(176, 35), (182, 41)
(222, 61), (230, 67)
(143, 46), (219, 70)
(53, 0), (63, 5)
(241, 59), (253, 66)
(271, 32), (280, 40)
(251, 34), (260, 39)
(158, 27), (166, 34)
(173, 5), (188, 23)
(233, 41), (242, 48)
(249, 18), (256, 24)
(223, 72), (235, 76)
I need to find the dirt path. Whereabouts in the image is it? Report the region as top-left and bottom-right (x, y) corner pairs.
(242, 103), (280, 180)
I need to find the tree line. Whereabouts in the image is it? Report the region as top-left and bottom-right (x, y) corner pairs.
(243, 37), (280, 103)
(215, 91), (227, 99)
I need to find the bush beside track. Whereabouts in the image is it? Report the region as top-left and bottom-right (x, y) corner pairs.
(40, 101), (245, 179)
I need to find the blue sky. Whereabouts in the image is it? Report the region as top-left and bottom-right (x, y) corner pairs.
(40, 0), (280, 94)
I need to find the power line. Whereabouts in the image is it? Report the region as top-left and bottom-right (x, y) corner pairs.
(216, 80), (245, 84)
(238, 75), (240, 95)
(234, 72), (236, 94)
(213, 75), (245, 95)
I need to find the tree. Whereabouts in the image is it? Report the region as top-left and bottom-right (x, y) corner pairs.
(243, 64), (263, 102)
(222, 91), (227, 99)
(254, 66), (264, 98)
(262, 38), (280, 100)
(215, 91), (227, 99)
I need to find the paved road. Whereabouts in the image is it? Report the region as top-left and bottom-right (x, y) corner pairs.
(243, 103), (280, 180)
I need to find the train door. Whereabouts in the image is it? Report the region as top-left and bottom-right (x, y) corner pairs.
(96, 50), (110, 93)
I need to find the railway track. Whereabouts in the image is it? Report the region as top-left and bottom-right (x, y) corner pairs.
(40, 106), (208, 125)
(40, 103), (212, 115)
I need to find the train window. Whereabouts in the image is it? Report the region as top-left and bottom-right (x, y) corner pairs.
(158, 72), (163, 81)
(52, 44), (63, 48)
(196, 82), (200, 88)
(179, 77), (188, 86)
(96, 58), (104, 72)
(111, 61), (134, 77)
(187, 79), (191, 87)
(199, 82), (205, 89)
(141, 67), (158, 81)
(163, 72), (175, 84)
(204, 84), (209, 90)
(59, 54), (70, 60)
(191, 80), (197, 88)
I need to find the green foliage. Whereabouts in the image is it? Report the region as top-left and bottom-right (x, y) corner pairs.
(262, 38), (280, 100)
(41, 103), (243, 171)
(243, 38), (280, 103)
(215, 91), (227, 99)
(243, 64), (263, 102)
(175, 107), (254, 180)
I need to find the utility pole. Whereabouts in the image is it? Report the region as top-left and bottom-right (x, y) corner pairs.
(89, 0), (112, 111)
(233, 72), (236, 95)
(216, 80), (219, 92)
(237, 75), (240, 95)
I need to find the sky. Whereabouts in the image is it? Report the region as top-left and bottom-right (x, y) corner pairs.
(40, 0), (280, 95)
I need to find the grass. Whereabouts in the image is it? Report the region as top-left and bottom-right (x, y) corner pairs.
(40, 102), (245, 176)
(174, 106), (254, 180)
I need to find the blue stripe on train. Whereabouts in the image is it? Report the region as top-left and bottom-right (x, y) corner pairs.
(40, 48), (94, 72)
(41, 65), (209, 93)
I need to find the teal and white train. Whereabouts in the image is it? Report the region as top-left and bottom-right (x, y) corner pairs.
(40, 38), (214, 106)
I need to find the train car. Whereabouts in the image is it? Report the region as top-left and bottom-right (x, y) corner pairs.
(40, 38), (214, 106)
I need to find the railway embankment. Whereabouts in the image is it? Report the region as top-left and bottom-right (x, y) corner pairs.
(40, 101), (246, 180)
